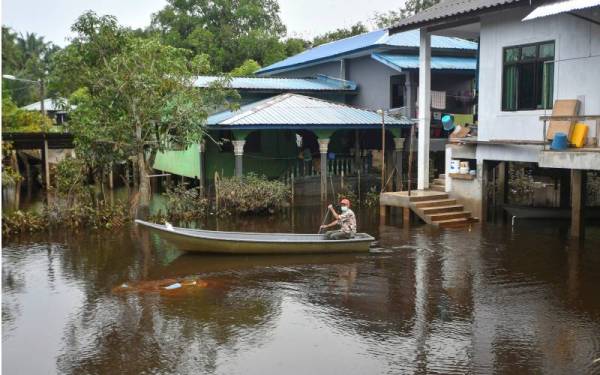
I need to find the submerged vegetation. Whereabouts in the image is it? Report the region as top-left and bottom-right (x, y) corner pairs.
(152, 174), (291, 222)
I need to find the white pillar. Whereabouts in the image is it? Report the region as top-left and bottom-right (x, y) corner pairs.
(318, 138), (330, 202)
(445, 144), (452, 193)
(418, 28), (431, 190)
(232, 140), (245, 177)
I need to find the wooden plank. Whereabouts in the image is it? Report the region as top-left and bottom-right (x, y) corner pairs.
(449, 173), (475, 180)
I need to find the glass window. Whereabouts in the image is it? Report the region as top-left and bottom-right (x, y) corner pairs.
(539, 43), (555, 59)
(504, 47), (520, 62)
(502, 41), (554, 111)
(521, 45), (537, 60)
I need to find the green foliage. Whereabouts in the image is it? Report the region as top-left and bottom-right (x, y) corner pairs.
(51, 12), (235, 204)
(230, 59), (262, 76)
(2, 26), (60, 106)
(216, 173), (290, 214)
(150, 0), (286, 72)
(363, 186), (380, 208)
(53, 157), (87, 196)
(162, 184), (210, 220)
(2, 199), (129, 236)
(1, 142), (23, 186)
(284, 38), (310, 57)
(312, 23), (368, 47)
(372, 0), (441, 28)
(2, 90), (53, 132)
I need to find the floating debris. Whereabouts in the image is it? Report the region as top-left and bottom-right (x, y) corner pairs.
(112, 278), (209, 295)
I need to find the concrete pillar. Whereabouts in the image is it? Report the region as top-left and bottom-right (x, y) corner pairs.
(570, 169), (585, 238)
(198, 141), (206, 192)
(393, 137), (405, 191)
(318, 138), (330, 202)
(417, 28), (431, 191)
(444, 145), (452, 193)
(232, 140), (245, 178)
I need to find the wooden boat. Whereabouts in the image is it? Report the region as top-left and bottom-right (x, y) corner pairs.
(135, 220), (375, 254)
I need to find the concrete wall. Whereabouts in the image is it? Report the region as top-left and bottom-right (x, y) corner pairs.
(477, 7), (600, 164)
(346, 56), (399, 110)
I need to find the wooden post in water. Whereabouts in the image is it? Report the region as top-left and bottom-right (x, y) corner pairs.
(407, 123), (415, 196)
(379, 109), (386, 192)
(570, 169), (585, 239)
(357, 170), (361, 207)
(43, 138), (50, 190)
(291, 173), (295, 207)
(109, 163), (114, 190)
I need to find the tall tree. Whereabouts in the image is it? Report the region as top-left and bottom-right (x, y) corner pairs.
(311, 23), (368, 47)
(52, 12), (234, 206)
(1, 27), (59, 106)
(150, 0), (286, 72)
(372, 0), (441, 28)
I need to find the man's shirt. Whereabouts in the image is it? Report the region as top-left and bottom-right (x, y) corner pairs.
(339, 209), (357, 234)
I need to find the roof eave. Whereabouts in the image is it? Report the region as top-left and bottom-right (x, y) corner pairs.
(389, 1), (527, 34)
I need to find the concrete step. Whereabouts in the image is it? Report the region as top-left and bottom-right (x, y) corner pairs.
(437, 217), (472, 228)
(432, 178), (445, 186)
(408, 192), (448, 202)
(429, 211), (471, 221)
(414, 198), (457, 208)
(421, 205), (464, 215)
(431, 185), (445, 192)
(439, 174), (446, 179)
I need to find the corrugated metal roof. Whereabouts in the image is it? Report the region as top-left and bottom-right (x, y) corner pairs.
(523, 0), (600, 20)
(193, 74), (357, 91)
(256, 29), (477, 75)
(21, 98), (74, 112)
(208, 94), (412, 129)
(372, 53), (477, 70)
(389, 0), (525, 33)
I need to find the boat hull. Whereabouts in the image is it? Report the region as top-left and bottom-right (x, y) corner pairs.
(135, 220), (374, 254)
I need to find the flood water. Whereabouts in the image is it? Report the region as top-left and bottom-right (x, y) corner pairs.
(3, 203), (600, 374)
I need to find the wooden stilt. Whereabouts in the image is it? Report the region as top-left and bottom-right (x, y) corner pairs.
(570, 169), (585, 238)
(43, 139), (50, 190)
(109, 164), (114, 189)
(403, 207), (411, 225)
(380, 204), (388, 225)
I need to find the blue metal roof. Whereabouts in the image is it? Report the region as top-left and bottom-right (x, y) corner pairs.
(194, 74), (357, 91)
(371, 53), (477, 71)
(256, 29), (477, 75)
(208, 93), (412, 129)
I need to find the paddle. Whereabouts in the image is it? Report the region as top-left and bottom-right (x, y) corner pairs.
(318, 208), (330, 234)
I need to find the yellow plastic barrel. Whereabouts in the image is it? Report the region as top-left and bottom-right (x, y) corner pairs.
(569, 123), (588, 148)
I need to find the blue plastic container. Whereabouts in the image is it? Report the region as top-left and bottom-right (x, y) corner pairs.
(442, 114), (455, 131)
(551, 132), (568, 150)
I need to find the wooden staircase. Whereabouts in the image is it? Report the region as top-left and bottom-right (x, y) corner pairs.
(430, 174), (446, 192)
(408, 191), (478, 228)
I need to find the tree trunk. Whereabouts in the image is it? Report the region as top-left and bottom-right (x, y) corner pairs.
(138, 150), (151, 207)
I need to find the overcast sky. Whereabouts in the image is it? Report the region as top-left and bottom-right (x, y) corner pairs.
(2, 0), (404, 47)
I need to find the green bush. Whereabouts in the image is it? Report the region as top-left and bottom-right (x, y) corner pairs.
(2, 195), (129, 236)
(216, 173), (290, 215)
(162, 184), (210, 220)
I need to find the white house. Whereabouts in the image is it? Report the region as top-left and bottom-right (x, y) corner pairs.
(390, 0), (600, 237)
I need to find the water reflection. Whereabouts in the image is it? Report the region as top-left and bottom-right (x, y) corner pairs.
(2, 205), (600, 374)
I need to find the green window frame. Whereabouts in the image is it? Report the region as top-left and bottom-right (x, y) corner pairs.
(502, 41), (555, 111)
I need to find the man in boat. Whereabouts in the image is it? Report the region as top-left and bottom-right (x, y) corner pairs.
(320, 198), (357, 240)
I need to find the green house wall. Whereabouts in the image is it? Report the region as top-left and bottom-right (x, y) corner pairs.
(153, 143), (201, 178)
